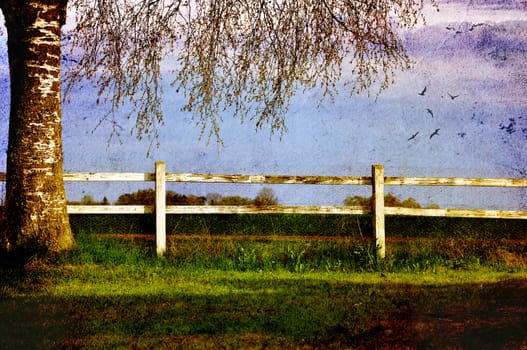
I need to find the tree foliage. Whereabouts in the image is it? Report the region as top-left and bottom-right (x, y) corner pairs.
(65, 0), (433, 145)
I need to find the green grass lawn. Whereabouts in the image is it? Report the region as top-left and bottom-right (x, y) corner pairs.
(1, 234), (527, 349)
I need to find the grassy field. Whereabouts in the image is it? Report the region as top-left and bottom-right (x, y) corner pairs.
(1, 232), (527, 349)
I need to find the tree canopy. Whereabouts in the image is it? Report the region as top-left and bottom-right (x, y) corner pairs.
(66, 0), (433, 145)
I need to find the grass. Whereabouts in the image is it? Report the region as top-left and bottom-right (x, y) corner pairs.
(69, 213), (527, 239)
(1, 233), (527, 349)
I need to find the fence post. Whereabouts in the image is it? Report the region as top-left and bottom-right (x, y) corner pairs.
(155, 161), (166, 256)
(372, 164), (385, 259)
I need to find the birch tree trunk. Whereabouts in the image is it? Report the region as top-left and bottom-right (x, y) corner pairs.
(0, 0), (74, 255)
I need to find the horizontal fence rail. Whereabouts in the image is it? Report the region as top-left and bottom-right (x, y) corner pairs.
(2, 161), (526, 257)
(66, 205), (367, 215)
(59, 173), (527, 187)
(385, 177), (526, 187)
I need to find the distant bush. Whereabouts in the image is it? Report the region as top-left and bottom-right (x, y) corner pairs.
(254, 187), (279, 206)
(206, 192), (254, 205)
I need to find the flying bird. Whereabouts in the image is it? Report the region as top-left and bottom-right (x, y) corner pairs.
(446, 26), (460, 34)
(447, 93), (460, 100)
(429, 128), (440, 139)
(418, 86), (427, 96)
(407, 132), (419, 141)
(469, 23), (485, 31)
(426, 108), (434, 118)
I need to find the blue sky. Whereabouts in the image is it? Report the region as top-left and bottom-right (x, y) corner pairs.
(0, 0), (525, 209)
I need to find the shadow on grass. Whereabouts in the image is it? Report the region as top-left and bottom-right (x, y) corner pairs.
(0, 295), (71, 350)
(2, 275), (525, 349)
(0, 265), (71, 350)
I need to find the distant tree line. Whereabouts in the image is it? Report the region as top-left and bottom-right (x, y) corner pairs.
(343, 193), (440, 209)
(69, 190), (437, 208)
(67, 187), (279, 206)
(115, 190), (207, 205)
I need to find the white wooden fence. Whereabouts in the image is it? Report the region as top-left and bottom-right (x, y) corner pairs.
(6, 161), (526, 257)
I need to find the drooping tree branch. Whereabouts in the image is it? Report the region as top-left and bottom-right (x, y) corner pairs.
(65, 0), (434, 146)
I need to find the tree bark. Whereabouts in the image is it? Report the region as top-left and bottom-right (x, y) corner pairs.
(0, 0), (74, 255)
